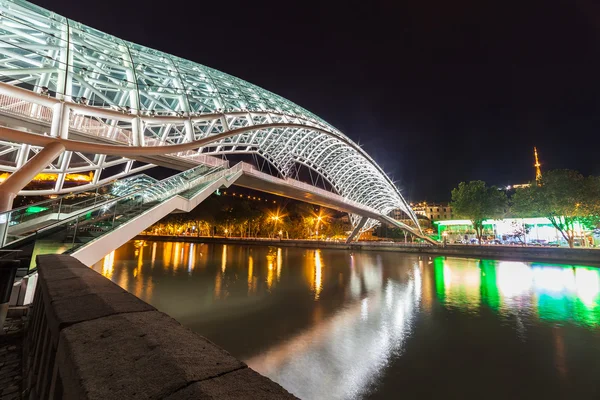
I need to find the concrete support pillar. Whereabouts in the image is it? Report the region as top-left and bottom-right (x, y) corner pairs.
(54, 151), (72, 193)
(0, 142), (65, 212)
(346, 216), (368, 244)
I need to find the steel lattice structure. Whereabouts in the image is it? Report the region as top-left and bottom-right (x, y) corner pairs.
(0, 0), (420, 232)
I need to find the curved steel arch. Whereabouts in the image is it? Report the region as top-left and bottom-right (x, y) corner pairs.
(0, 0), (421, 233)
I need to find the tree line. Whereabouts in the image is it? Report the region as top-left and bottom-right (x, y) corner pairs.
(451, 169), (600, 247)
(145, 194), (351, 240)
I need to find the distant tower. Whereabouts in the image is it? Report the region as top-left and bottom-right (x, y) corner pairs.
(534, 147), (542, 183)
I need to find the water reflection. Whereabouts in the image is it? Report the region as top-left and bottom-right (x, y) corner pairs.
(248, 259), (420, 400)
(314, 250), (323, 300)
(93, 242), (600, 399)
(102, 250), (114, 279)
(435, 258), (600, 328)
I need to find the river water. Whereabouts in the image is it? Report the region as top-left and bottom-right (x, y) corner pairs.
(93, 240), (600, 399)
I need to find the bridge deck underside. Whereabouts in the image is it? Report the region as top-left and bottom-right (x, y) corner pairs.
(234, 174), (384, 222)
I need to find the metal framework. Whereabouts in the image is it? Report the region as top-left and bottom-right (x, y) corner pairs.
(0, 0), (420, 233)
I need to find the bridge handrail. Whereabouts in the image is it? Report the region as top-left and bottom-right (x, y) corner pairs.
(0, 173), (158, 245)
(62, 165), (230, 256)
(69, 113), (133, 145)
(0, 93), (53, 122)
(0, 174), (163, 248)
(3, 164), (224, 252)
(0, 91), (226, 168)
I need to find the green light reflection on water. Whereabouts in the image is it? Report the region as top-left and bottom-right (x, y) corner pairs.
(433, 257), (600, 328)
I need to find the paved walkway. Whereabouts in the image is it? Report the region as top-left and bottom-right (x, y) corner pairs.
(0, 317), (24, 400)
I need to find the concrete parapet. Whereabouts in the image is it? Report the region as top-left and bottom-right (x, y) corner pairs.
(165, 368), (296, 400)
(25, 254), (296, 400)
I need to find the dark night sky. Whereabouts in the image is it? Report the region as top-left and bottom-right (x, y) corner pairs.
(31, 0), (600, 201)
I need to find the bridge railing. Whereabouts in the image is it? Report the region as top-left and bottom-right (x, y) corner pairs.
(173, 150), (229, 168)
(0, 93), (53, 123)
(0, 91), (229, 169)
(69, 114), (133, 145)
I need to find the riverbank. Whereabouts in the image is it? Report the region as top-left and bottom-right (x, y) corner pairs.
(135, 235), (600, 265)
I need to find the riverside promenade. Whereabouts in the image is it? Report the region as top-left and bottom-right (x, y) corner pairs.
(136, 235), (600, 265)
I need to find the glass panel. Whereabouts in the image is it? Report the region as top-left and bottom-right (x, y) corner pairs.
(0, 172), (157, 246)
(64, 164), (227, 254)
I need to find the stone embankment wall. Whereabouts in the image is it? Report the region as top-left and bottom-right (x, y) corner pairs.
(25, 254), (296, 399)
(136, 235), (600, 266)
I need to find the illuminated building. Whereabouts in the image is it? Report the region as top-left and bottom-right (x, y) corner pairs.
(434, 217), (597, 246)
(406, 202), (453, 221)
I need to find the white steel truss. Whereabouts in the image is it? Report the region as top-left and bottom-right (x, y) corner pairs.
(0, 0), (420, 233)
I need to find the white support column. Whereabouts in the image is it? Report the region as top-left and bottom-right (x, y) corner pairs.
(346, 216), (368, 244)
(184, 119), (194, 142)
(131, 116), (143, 147)
(49, 102), (71, 139)
(55, 21), (73, 102)
(119, 44), (143, 147)
(54, 151), (72, 192)
(0, 142), (65, 212)
(166, 57), (193, 142)
(92, 155), (105, 185)
(15, 144), (30, 168)
(49, 23), (73, 141)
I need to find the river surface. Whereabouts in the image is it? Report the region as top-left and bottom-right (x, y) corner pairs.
(93, 240), (600, 399)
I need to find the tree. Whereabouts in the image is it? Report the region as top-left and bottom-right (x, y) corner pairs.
(511, 170), (600, 248)
(451, 181), (507, 244)
(507, 220), (530, 244)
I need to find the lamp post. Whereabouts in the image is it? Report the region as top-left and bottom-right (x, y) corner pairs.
(271, 214), (280, 238)
(315, 215), (322, 239)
